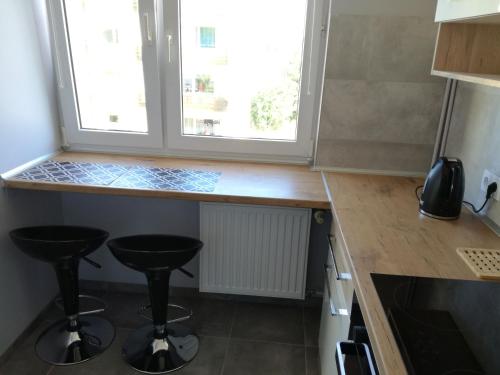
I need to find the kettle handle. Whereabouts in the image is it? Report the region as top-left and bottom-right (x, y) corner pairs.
(448, 164), (460, 201)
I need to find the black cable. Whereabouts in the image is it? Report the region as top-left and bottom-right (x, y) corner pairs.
(462, 182), (498, 213)
(463, 198), (490, 214)
(415, 185), (423, 201)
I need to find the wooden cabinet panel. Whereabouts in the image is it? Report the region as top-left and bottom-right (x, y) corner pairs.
(434, 23), (500, 75)
(432, 21), (500, 87)
(432, 0), (500, 87)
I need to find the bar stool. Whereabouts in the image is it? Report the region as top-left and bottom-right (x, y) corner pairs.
(107, 234), (203, 374)
(9, 226), (115, 365)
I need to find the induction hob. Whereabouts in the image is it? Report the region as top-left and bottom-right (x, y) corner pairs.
(371, 274), (500, 375)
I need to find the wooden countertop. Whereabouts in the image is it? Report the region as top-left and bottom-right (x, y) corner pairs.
(5, 152), (499, 373)
(1, 152), (330, 209)
(323, 172), (500, 375)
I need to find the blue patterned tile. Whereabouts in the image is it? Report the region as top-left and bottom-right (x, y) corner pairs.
(110, 166), (221, 192)
(12, 161), (221, 193)
(13, 160), (130, 186)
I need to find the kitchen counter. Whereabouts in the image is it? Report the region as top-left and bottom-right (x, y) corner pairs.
(1, 152), (330, 209)
(322, 172), (500, 375)
(4, 151), (500, 374)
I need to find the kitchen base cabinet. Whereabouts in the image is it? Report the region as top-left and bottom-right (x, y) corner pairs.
(319, 220), (354, 375)
(319, 278), (350, 375)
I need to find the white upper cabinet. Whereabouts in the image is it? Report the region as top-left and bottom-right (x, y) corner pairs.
(435, 0), (500, 22)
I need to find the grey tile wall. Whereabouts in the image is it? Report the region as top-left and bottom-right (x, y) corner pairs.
(446, 82), (500, 226)
(315, 3), (446, 174)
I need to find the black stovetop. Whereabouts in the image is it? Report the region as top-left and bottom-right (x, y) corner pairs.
(371, 274), (500, 375)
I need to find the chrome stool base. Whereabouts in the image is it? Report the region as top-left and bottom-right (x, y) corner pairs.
(36, 316), (115, 365)
(122, 323), (199, 374)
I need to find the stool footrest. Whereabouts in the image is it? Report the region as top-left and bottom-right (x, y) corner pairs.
(138, 303), (192, 323)
(55, 294), (107, 316)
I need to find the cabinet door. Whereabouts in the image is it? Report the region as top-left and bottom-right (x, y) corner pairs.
(435, 0), (500, 22)
(319, 250), (351, 375)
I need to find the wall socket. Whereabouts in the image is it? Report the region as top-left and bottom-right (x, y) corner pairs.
(481, 169), (500, 201)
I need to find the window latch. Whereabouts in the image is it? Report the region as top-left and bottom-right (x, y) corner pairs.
(167, 34), (173, 63)
(143, 12), (153, 45)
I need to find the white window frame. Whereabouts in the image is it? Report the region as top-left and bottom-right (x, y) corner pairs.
(49, 0), (164, 149)
(48, 0), (329, 162)
(164, 0), (326, 159)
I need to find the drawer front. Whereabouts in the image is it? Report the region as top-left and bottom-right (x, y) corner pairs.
(324, 248), (350, 316)
(331, 220), (351, 276)
(435, 0), (500, 22)
(328, 221), (354, 313)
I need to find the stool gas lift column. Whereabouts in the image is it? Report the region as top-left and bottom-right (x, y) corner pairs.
(107, 234), (203, 374)
(9, 226), (115, 365)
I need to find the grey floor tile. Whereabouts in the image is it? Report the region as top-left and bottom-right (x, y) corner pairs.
(50, 328), (135, 375)
(39, 302), (64, 323)
(0, 321), (53, 375)
(304, 306), (321, 347)
(100, 290), (234, 337)
(101, 291), (150, 329)
(232, 302), (304, 345)
(177, 336), (228, 375)
(183, 298), (236, 337)
(222, 339), (306, 375)
(306, 347), (320, 375)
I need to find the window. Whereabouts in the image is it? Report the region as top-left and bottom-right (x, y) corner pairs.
(50, 0), (163, 148)
(49, 0), (327, 160)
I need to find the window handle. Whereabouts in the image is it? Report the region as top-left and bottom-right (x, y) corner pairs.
(167, 34), (173, 63)
(48, 0), (64, 89)
(143, 12), (153, 45)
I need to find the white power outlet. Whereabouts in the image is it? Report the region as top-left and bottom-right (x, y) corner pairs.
(480, 170), (500, 201)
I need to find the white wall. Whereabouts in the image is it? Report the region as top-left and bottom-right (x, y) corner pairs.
(446, 82), (500, 226)
(61, 192), (330, 292)
(0, 0), (62, 355)
(0, 0), (60, 165)
(61, 193), (201, 288)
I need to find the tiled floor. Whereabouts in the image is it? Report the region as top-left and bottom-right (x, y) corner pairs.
(0, 290), (321, 375)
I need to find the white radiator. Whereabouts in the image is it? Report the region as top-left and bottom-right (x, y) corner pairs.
(200, 203), (311, 299)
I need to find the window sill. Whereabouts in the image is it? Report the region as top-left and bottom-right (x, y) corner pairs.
(2, 151), (329, 209)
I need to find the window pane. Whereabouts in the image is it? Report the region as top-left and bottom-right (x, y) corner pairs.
(180, 0), (307, 141)
(65, 0), (148, 133)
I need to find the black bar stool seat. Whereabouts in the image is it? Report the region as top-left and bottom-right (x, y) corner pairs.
(107, 234), (203, 374)
(9, 226), (114, 366)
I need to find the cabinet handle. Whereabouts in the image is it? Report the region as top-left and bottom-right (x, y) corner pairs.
(327, 234), (351, 281)
(324, 264), (349, 317)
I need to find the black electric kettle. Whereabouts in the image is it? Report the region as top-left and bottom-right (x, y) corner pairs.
(419, 157), (465, 220)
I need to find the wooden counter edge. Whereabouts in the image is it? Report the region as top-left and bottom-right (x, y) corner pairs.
(2, 179), (331, 210)
(321, 171), (408, 375)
